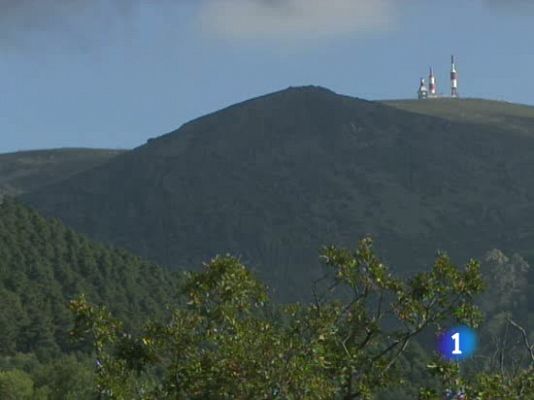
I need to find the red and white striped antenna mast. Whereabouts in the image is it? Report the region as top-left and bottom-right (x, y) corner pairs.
(429, 66), (437, 97)
(450, 55), (458, 98)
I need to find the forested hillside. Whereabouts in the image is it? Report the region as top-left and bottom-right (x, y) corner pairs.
(0, 199), (531, 398)
(0, 198), (178, 360)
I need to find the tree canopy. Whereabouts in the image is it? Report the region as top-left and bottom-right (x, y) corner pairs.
(69, 238), (534, 399)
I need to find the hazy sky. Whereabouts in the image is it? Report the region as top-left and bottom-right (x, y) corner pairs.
(1, 0), (534, 153)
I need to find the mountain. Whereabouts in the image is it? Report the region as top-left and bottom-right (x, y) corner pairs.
(0, 198), (178, 360)
(21, 86), (534, 300)
(0, 148), (124, 197)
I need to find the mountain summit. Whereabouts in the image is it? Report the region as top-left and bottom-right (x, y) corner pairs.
(22, 87), (534, 300)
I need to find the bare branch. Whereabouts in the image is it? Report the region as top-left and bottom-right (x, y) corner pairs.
(508, 318), (534, 364)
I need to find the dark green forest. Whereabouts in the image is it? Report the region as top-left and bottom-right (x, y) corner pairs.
(0, 199), (180, 398)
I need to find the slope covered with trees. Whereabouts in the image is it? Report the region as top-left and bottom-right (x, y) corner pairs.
(0, 198), (179, 360)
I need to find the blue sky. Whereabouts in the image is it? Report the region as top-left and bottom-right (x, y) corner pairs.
(1, 0), (534, 153)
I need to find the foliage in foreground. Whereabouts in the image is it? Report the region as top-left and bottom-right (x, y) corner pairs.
(69, 237), (532, 400)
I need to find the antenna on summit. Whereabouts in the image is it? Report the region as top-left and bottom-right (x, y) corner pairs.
(418, 78), (428, 99)
(417, 56), (461, 100)
(428, 67), (437, 98)
(450, 55), (458, 98)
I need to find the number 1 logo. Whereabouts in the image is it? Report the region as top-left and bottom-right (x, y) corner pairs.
(451, 332), (462, 355)
(438, 326), (477, 361)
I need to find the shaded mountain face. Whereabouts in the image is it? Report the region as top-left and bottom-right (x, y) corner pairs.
(0, 148), (124, 197)
(21, 87), (534, 301)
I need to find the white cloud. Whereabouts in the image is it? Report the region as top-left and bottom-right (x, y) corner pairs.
(199, 0), (396, 41)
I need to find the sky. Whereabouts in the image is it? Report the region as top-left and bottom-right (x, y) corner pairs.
(1, 0), (534, 153)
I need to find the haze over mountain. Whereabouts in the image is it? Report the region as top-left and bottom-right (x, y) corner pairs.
(0, 148), (124, 197)
(22, 86), (534, 300)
